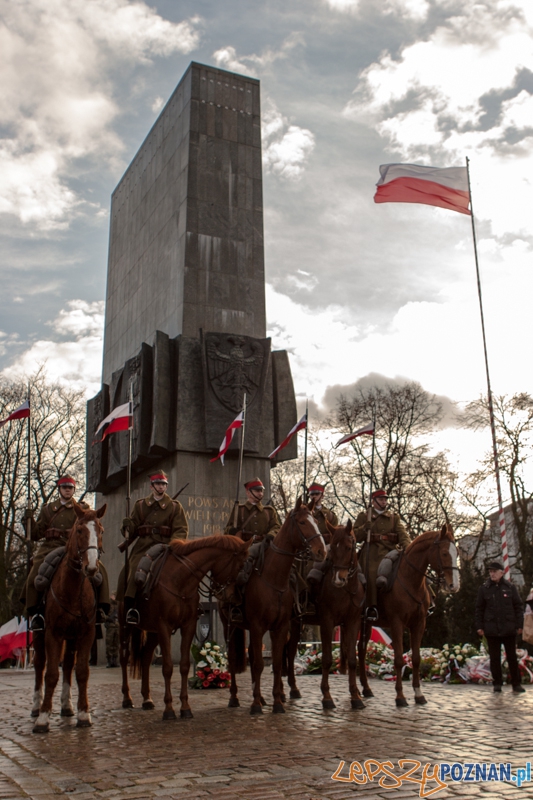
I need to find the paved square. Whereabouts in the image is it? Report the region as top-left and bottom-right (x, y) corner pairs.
(0, 666), (530, 799)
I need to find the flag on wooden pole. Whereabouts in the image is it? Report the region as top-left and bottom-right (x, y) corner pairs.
(268, 413), (307, 460)
(335, 421), (374, 449)
(211, 410), (244, 465)
(0, 400), (30, 428)
(92, 402), (132, 444)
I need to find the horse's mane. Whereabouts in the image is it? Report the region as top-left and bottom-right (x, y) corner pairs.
(405, 525), (454, 554)
(170, 534), (246, 555)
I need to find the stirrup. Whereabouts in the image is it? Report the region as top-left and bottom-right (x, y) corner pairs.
(427, 604), (436, 617)
(365, 606), (379, 623)
(30, 614), (45, 632)
(126, 608), (140, 626)
(229, 607), (244, 624)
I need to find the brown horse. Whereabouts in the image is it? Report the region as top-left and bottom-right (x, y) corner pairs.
(32, 504), (107, 733)
(222, 499), (326, 714)
(358, 523), (460, 707)
(120, 534), (251, 720)
(284, 519), (366, 710)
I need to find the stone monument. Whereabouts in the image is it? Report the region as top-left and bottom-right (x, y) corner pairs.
(87, 62), (297, 588)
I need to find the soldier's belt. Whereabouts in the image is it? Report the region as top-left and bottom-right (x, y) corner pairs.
(137, 525), (172, 538)
(369, 533), (398, 543)
(43, 528), (67, 541)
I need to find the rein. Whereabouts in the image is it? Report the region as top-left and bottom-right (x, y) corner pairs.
(269, 510), (323, 559)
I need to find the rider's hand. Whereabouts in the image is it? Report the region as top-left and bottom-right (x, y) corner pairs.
(122, 517), (133, 534)
(477, 629), (484, 636)
(22, 508), (34, 521)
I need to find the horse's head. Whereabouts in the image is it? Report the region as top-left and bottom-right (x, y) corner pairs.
(290, 498), (327, 561)
(429, 523), (460, 594)
(70, 504), (107, 577)
(328, 519), (357, 587)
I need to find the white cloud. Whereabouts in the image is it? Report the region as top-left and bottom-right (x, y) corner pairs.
(262, 102), (315, 180)
(324, 0), (429, 19)
(2, 300), (104, 396)
(0, 0), (201, 228)
(213, 33), (304, 78)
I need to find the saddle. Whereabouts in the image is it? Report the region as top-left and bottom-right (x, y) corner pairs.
(235, 538), (270, 587)
(376, 548), (402, 593)
(135, 543), (169, 598)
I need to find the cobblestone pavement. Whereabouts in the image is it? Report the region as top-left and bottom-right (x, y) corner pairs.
(0, 666), (531, 800)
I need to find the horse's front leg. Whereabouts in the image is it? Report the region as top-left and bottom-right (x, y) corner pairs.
(357, 619), (374, 698)
(391, 620), (408, 707)
(285, 618), (302, 700)
(159, 627), (176, 721)
(178, 617), (196, 719)
(60, 639), (75, 717)
(320, 621), (335, 709)
(344, 621), (365, 710)
(141, 632), (159, 710)
(33, 633), (62, 733)
(74, 631), (93, 727)
(119, 605), (134, 709)
(270, 625), (289, 714)
(249, 623), (265, 714)
(31, 631), (46, 718)
(411, 622), (427, 705)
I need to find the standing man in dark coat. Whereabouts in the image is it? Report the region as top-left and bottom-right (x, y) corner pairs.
(475, 560), (525, 693)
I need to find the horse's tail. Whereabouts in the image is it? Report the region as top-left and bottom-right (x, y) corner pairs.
(229, 626), (247, 674)
(129, 627), (147, 679)
(339, 628), (347, 675)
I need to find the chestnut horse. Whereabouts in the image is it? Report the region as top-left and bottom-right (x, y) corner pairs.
(284, 519), (366, 710)
(222, 499), (326, 714)
(120, 534), (251, 720)
(32, 504), (107, 733)
(358, 523), (459, 707)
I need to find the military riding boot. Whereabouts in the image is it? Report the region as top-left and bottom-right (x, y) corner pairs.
(125, 596), (140, 626)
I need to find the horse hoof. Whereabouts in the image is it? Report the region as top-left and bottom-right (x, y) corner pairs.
(122, 699), (134, 709)
(76, 718), (92, 728)
(322, 699), (336, 710)
(250, 704), (263, 715)
(30, 709), (40, 718)
(362, 688), (374, 698)
(228, 697), (240, 708)
(396, 697), (409, 707)
(32, 724), (49, 734)
(180, 709), (193, 719)
(414, 695), (427, 705)
(162, 709), (177, 720)
(273, 703), (285, 714)
(60, 708), (75, 717)
(289, 689), (301, 699)
(142, 700), (155, 710)
(351, 699), (365, 710)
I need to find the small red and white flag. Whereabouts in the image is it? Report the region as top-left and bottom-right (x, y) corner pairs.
(0, 400), (30, 428)
(335, 421), (374, 449)
(210, 410), (244, 465)
(92, 402), (132, 444)
(268, 413), (307, 460)
(374, 163), (471, 216)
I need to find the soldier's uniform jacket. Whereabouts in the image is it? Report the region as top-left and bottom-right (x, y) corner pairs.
(354, 508), (410, 606)
(223, 501), (280, 541)
(312, 505), (338, 541)
(23, 498), (110, 611)
(121, 493), (188, 598)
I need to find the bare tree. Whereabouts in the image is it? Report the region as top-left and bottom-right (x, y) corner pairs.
(462, 392), (533, 589)
(0, 370), (86, 622)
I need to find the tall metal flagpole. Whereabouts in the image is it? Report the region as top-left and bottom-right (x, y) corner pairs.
(124, 384), (134, 608)
(302, 400), (309, 503)
(25, 383), (31, 666)
(466, 157), (510, 579)
(232, 393), (247, 528)
(367, 409), (376, 523)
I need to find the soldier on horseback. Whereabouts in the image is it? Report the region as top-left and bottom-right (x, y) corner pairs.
(21, 475), (110, 632)
(307, 483), (338, 541)
(354, 488), (410, 622)
(223, 478), (280, 542)
(120, 470), (188, 625)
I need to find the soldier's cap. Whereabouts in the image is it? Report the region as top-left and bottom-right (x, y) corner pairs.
(308, 483), (325, 494)
(488, 561), (504, 571)
(150, 471), (168, 483)
(57, 475), (76, 488)
(371, 488), (388, 499)
(245, 478), (264, 490)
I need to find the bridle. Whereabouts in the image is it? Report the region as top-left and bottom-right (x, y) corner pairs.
(67, 520), (101, 574)
(269, 509), (324, 558)
(402, 532), (458, 590)
(329, 534), (358, 581)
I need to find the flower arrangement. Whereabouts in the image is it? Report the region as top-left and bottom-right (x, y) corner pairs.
(189, 640), (231, 689)
(297, 644), (341, 674)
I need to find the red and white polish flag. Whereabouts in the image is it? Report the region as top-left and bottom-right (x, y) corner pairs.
(335, 421), (374, 449)
(0, 400), (30, 428)
(92, 402), (133, 444)
(374, 163), (471, 215)
(268, 413), (307, 460)
(210, 410), (244, 465)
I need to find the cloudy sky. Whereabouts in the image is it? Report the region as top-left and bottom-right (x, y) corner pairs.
(1, 0), (532, 478)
